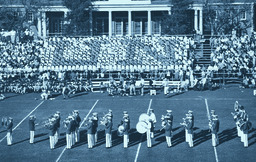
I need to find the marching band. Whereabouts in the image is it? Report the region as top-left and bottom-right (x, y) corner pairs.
(0, 100), (254, 150)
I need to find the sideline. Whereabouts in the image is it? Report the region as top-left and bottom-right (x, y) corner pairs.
(134, 99), (152, 162)
(55, 99), (99, 162)
(204, 98), (219, 162)
(0, 101), (45, 143)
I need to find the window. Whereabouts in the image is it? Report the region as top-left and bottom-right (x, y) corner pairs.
(240, 10), (246, 20)
(27, 12), (33, 23)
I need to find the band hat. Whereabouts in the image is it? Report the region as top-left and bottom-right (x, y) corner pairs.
(108, 109), (112, 113)
(167, 110), (172, 113)
(123, 111), (128, 114)
(74, 110), (79, 113)
(149, 109), (153, 111)
(92, 112), (98, 116)
(56, 111), (60, 114)
(9, 117), (13, 120)
(188, 110), (193, 113)
(211, 110), (215, 113)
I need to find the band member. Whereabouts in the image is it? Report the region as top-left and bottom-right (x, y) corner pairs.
(29, 115), (36, 144)
(70, 116), (76, 146)
(148, 109), (156, 138)
(74, 110), (81, 143)
(240, 120), (252, 147)
(231, 104), (243, 137)
(105, 116), (113, 148)
(92, 112), (98, 143)
(123, 119), (129, 148)
(146, 119), (152, 148)
(46, 117), (57, 149)
(66, 116), (72, 149)
(55, 111), (61, 142)
(210, 115), (219, 147)
(186, 116), (193, 147)
(6, 117), (13, 146)
(86, 117), (94, 149)
(164, 119), (172, 147)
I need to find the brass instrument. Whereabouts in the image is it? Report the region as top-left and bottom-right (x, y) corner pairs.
(160, 121), (167, 131)
(180, 117), (188, 127)
(63, 118), (71, 128)
(117, 125), (125, 136)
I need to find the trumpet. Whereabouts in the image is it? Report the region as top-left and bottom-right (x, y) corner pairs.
(180, 118), (188, 127)
(63, 118), (70, 128)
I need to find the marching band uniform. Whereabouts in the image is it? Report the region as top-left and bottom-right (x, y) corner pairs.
(86, 118), (94, 149)
(92, 112), (98, 143)
(53, 113), (60, 144)
(186, 117), (193, 147)
(29, 116), (36, 144)
(48, 118), (57, 149)
(105, 116), (113, 148)
(66, 117), (72, 149)
(240, 120), (251, 147)
(188, 110), (194, 138)
(74, 110), (81, 143)
(148, 109), (156, 138)
(146, 119), (152, 148)
(211, 115), (219, 147)
(184, 114), (190, 143)
(164, 120), (172, 147)
(70, 117), (76, 146)
(123, 119), (129, 148)
(55, 111), (61, 142)
(6, 117), (13, 146)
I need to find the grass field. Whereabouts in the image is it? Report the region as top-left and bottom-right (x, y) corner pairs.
(0, 86), (256, 162)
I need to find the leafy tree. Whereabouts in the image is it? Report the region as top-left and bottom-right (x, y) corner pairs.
(204, 0), (252, 36)
(63, 0), (92, 36)
(161, 0), (194, 35)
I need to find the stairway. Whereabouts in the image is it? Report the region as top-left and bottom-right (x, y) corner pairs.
(195, 35), (212, 66)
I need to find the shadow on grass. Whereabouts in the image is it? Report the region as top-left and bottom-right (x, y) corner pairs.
(12, 133), (48, 145)
(218, 127), (237, 145)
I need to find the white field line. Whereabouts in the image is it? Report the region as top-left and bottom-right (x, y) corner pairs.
(204, 98), (219, 162)
(0, 100), (44, 143)
(56, 99), (99, 162)
(134, 99), (152, 162)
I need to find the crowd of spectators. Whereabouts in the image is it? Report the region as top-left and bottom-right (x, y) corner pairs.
(0, 34), (256, 99)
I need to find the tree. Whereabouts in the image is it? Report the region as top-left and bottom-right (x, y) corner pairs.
(63, 0), (92, 36)
(204, 0), (252, 36)
(161, 0), (194, 35)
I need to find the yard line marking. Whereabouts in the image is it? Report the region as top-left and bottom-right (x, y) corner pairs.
(147, 99), (152, 114)
(56, 100), (99, 162)
(134, 143), (142, 162)
(214, 147), (219, 162)
(134, 99), (152, 162)
(79, 100), (99, 129)
(0, 100), (44, 143)
(204, 98), (219, 162)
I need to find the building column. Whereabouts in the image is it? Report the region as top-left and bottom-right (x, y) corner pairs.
(148, 10), (152, 35)
(199, 9), (203, 35)
(109, 11), (112, 37)
(42, 12), (47, 38)
(37, 12), (42, 37)
(128, 11), (132, 36)
(194, 9), (198, 34)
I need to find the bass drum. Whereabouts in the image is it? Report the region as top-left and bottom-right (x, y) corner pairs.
(139, 113), (150, 122)
(136, 121), (148, 134)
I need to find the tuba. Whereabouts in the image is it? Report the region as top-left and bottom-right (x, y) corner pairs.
(136, 113), (150, 134)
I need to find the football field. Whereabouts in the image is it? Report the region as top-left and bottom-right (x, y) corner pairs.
(0, 86), (256, 162)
